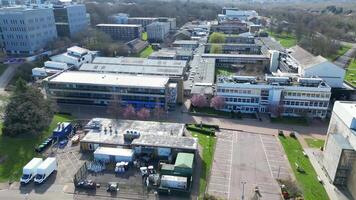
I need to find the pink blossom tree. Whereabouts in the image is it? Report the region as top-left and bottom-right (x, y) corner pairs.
(153, 104), (165, 120)
(210, 96), (225, 110)
(123, 104), (136, 119)
(190, 94), (208, 108)
(137, 108), (151, 120)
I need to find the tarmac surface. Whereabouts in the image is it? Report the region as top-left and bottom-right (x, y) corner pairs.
(208, 130), (290, 200)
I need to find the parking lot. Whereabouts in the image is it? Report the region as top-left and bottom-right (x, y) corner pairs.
(208, 130), (290, 200)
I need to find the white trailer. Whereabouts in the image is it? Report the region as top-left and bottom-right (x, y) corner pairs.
(34, 157), (57, 184)
(160, 175), (187, 190)
(94, 147), (134, 163)
(20, 158), (43, 184)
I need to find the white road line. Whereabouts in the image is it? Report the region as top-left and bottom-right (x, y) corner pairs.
(260, 134), (274, 178)
(227, 133), (235, 200)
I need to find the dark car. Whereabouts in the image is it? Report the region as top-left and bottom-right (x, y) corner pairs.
(59, 139), (68, 148)
(107, 182), (119, 192)
(76, 180), (96, 190)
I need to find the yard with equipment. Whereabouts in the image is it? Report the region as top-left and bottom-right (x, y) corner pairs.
(0, 114), (73, 182)
(278, 135), (329, 200)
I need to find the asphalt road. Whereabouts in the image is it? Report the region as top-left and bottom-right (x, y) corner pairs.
(0, 63), (20, 92)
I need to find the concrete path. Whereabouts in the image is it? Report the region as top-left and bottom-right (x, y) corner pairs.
(0, 63), (20, 93)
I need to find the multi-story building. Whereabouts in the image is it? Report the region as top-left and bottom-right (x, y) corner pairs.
(201, 53), (269, 68)
(109, 13), (129, 24)
(216, 75), (331, 118)
(204, 43), (261, 54)
(173, 40), (199, 50)
(96, 24), (142, 41)
(43, 71), (177, 110)
(323, 101), (356, 199)
(157, 17), (176, 30)
(210, 20), (248, 35)
(127, 17), (157, 29)
(53, 4), (88, 38)
(225, 33), (255, 44)
(146, 21), (170, 42)
(0, 6), (57, 55)
(220, 8), (258, 21)
(49, 46), (95, 68)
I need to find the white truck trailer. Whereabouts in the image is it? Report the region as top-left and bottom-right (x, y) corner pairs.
(34, 157), (57, 184)
(160, 175), (187, 190)
(20, 158), (43, 184)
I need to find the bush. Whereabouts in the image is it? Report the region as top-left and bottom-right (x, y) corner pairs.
(290, 131), (296, 138)
(186, 125), (215, 136)
(200, 123), (219, 130)
(278, 130), (284, 137)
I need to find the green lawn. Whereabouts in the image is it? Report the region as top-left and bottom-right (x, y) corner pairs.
(139, 45), (154, 58)
(345, 59), (356, 87)
(216, 68), (236, 77)
(141, 32), (147, 41)
(0, 64), (8, 76)
(305, 138), (325, 149)
(190, 128), (216, 199)
(270, 116), (308, 126)
(279, 136), (329, 200)
(267, 31), (297, 48)
(0, 114), (73, 182)
(326, 44), (352, 61)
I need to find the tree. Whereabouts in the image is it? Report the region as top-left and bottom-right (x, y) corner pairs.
(137, 108), (151, 120)
(208, 32), (225, 43)
(210, 44), (223, 54)
(210, 96), (225, 110)
(122, 104), (136, 119)
(106, 95), (122, 120)
(190, 94), (208, 108)
(2, 79), (55, 136)
(153, 104), (165, 120)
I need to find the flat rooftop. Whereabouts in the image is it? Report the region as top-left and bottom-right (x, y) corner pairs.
(96, 24), (142, 27)
(92, 57), (187, 68)
(46, 71), (169, 88)
(81, 118), (197, 150)
(79, 63), (184, 76)
(173, 40), (199, 45)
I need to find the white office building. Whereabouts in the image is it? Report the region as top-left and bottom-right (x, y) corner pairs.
(217, 75), (331, 118)
(146, 21), (170, 42)
(323, 101), (356, 199)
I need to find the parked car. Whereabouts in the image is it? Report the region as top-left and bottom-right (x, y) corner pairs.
(107, 182), (119, 192)
(76, 180), (97, 190)
(59, 139), (68, 148)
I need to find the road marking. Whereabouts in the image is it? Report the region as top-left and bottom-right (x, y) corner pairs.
(227, 133), (235, 200)
(260, 134), (274, 178)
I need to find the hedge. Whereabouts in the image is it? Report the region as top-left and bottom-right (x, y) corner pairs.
(186, 125), (216, 136)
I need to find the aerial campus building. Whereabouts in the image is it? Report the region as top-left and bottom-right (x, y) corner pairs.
(323, 101), (356, 199)
(96, 24), (142, 41)
(53, 4), (88, 38)
(0, 5), (57, 55)
(216, 75), (331, 118)
(43, 71), (178, 110)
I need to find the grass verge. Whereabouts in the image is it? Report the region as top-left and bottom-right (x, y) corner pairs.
(139, 45), (154, 58)
(267, 31), (297, 48)
(345, 59), (356, 87)
(141, 32), (147, 41)
(326, 44), (352, 61)
(0, 114), (73, 182)
(305, 138), (325, 149)
(189, 128), (216, 199)
(279, 136), (329, 200)
(216, 68), (236, 77)
(270, 116), (308, 126)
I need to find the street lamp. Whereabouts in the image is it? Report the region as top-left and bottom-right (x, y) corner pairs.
(241, 181), (247, 200)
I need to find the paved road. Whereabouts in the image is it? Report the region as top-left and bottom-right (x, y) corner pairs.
(0, 63), (20, 92)
(334, 44), (356, 68)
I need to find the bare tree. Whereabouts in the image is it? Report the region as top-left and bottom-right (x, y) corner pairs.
(137, 108), (150, 120)
(123, 104), (136, 119)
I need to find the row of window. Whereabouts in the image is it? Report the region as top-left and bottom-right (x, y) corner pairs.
(49, 83), (166, 95)
(224, 97), (259, 104)
(283, 100), (328, 108)
(217, 88), (259, 95)
(284, 108), (327, 116)
(224, 105), (258, 112)
(284, 91), (330, 99)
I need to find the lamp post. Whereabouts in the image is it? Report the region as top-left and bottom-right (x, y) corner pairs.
(241, 181), (247, 200)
